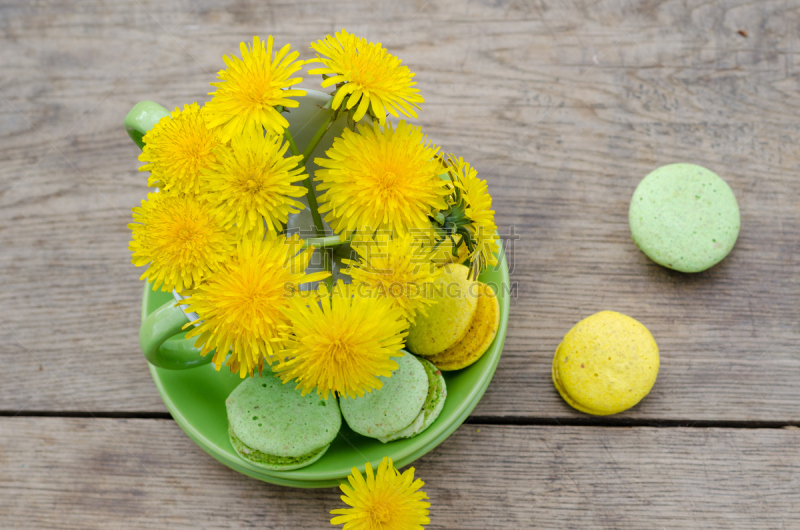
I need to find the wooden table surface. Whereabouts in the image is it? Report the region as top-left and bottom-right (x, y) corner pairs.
(2, 0), (799, 527)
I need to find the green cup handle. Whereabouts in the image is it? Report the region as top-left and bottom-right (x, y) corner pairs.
(139, 300), (213, 370)
(125, 101), (170, 149)
(127, 101), (212, 370)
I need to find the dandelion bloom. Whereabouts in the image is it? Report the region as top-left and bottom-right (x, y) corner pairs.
(138, 103), (222, 196)
(182, 233), (329, 377)
(274, 281), (407, 400)
(315, 121), (448, 240)
(331, 456), (430, 530)
(445, 156), (500, 277)
(129, 192), (234, 292)
(343, 232), (440, 324)
(308, 29), (423, 123)
(204, 36), (305, 140)
(201, 128), (306, 236)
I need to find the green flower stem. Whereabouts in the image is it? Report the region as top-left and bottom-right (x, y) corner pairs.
(300, 235), (348, 250)
(322, 248), (334, 291)
(303, 235), (350, 290)
(284, 128), (326, 239)
(297, 115), (336, 288)
(285, 114), (338, 292)
(284, 128), (300, 157)
(301, 114), (334, 165)
(301, 174), (326, 239)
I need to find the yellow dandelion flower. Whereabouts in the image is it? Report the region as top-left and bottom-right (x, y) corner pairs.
(343, 232), (440, 324)
(203, 36), (306, 141)
(129, 192), (234, 292)
(315, 121), (448, 239)
(138, 103), (222, 196)
(182, 233), (329, 378)
(308, 29), (424, 123)
(448, 156), (499, 275)
(274, 280), (408, 400)
(201, 128), (306, 236)
(331, 456), (430, 530)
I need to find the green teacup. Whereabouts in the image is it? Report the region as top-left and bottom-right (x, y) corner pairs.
(128, 90), (346, 370)
(128, 91), (511, 488)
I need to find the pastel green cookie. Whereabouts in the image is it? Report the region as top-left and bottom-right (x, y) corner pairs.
(378, 357), (446, 443)
(552, 311), (659, 416)
(226, 374), (341, 471)
(340, 353), (446, 443)
(339, 353), (426, 440)
(629, 163), (740, 273)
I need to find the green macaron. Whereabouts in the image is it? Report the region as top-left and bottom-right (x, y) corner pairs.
(226, 374), (341, 471)
(339, 353), (446, 443)
(629, 163), (740, 273)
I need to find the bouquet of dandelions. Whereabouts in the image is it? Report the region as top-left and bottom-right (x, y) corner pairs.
(129, 29), (499, 401)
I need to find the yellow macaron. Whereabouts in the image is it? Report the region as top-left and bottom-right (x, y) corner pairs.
(426, 283), (500, 371)
(406, 264), (479, 356)
(552, 311), (659, 415)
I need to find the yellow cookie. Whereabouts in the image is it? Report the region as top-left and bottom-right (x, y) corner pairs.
(406, 264), (479, 356)
(552, 311), (659, 416)
(427, 283), (500, 371)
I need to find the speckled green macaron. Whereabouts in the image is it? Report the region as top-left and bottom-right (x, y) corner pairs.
(340, 353), (446, 443)
(226, 374), (341, 471)
(629, 163), (740, 273)
(377, 357), (446, 443)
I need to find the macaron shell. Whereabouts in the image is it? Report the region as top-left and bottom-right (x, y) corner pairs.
(427, 282), (500, 371)
(629, 163), (740, 273)
(378, 358), (447, 443)
(377, 409), (426, 444)
(552, 353), (598, 415)
(417, 357), (447, 431)
(339, 353), (428, 439)
(226, 374), (341, 458)
(228, 429), (330, 471)
(552, 311), (659, 416)
(406, 264), (479, 356)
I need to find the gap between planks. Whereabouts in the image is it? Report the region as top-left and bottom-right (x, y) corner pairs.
(1, 410), (799, 430)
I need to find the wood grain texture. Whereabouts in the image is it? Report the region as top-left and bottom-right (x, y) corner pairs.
(2, 0), (800, 420)
(1, 417), (799, 528)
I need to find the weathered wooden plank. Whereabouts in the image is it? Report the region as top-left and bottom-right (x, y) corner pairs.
(2, 0), (800, 419)
(1, 417), (799, 528)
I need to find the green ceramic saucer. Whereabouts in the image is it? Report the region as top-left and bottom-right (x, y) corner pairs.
(141, 251), (509, 488)
(130, 88), (510, 487)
